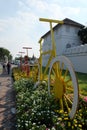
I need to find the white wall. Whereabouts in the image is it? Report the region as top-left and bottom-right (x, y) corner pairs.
(42, 24), (82, 68)
(43, 25), (81, 53)
(63, 44), (87, 73)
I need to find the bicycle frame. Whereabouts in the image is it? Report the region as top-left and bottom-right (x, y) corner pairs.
(37, 18), (79, 119)
(38, 18), (63, 81)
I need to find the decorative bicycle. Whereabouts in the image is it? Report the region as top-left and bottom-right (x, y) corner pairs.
(34, 18), (79, 119)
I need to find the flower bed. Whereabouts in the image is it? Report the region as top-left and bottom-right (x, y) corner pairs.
(13, 78), (87, 130)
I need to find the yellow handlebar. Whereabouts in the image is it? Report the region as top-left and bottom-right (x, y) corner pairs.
(39, 18), (63, 24)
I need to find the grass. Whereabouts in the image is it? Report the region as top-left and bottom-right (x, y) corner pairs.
(76, 72), (87, 95)
(41, 66), (87, 95)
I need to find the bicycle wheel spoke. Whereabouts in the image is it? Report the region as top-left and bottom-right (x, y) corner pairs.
(65, 78), (71, 84)
(51, 63), (59, 78)
(63, 68), (68, 80)
(56, 61), (64, 77)
(66, 87), (73, 92)
(51, 67), (56, 76)
(48, 56), (78, 119)
(60, 62), (64, 76)
(59, 98), (64, 110)
(65, 78), (74, 93)
(54, 62), (59, 77)
(64, 95), (70, 112)
(64, 94), (72, 105)
(57, 61), (61, 76)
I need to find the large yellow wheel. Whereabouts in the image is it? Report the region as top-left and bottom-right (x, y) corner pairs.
(48, 56), (79, 119)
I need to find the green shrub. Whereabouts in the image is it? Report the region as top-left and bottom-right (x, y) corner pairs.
(14, 79), (87, 130)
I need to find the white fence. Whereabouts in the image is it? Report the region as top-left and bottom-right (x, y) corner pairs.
(63, 44), (87, 73)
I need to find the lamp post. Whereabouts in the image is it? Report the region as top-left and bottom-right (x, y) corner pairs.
(22, 47), (32, 76)
(23, 47), (32, 57)
(18, 52), (25, 70)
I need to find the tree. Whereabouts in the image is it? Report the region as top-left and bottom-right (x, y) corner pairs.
(78, 27), (87, 45)
(9, 54), (12, 61)
(0, 47), (12, 61)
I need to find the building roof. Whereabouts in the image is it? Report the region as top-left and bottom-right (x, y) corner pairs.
(41, 18), (84, 38)
(63, 18), (84, 27)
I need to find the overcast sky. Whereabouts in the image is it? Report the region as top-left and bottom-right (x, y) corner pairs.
(0, 0), (87, 59)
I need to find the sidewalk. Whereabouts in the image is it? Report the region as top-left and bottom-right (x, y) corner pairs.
(0, 69), (16, 129)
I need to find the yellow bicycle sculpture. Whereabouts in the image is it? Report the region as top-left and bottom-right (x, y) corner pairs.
(34, 18), (79, 119)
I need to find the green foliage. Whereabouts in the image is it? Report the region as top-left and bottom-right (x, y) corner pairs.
(78, 27), (87, 44)
(14, 78), (87, 130)
(0, 47), (12, 61)
(76, 72), (87, 95)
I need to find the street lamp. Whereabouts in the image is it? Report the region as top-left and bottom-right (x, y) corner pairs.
(18, 52), (25, 69)
(23, 47), (32, 57)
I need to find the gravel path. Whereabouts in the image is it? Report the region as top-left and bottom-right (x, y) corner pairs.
(0, 67), (16, 130)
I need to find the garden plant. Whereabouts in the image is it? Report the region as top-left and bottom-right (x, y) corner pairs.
(12, 68), (87, 130)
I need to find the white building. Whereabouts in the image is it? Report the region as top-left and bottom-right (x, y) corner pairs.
(40, 18), (87, 73)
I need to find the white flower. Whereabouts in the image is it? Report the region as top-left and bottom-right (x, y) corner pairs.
(51, 127), (56, 130)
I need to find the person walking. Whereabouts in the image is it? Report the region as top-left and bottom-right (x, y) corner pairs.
(2, 62), (7, 74)
(7, 62), (11, 74)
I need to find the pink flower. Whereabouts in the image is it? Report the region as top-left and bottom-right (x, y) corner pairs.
(84, 97), (87, 102)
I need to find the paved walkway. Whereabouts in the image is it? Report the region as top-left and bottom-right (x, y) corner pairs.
(0, 67), (16, 130)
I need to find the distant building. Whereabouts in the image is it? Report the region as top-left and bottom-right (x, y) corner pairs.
(40, 18), (87, 73)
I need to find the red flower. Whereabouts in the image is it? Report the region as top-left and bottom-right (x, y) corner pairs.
(84, 97), (87, 102)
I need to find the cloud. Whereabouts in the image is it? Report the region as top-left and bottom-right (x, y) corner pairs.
(0, 0), (87, 58)
(23, 0), (81, 20)
(0, 10), (40, 58)
(63, 7), (80, 16)
(26, 0), (47, 9)
(0, 19), (8, 32)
